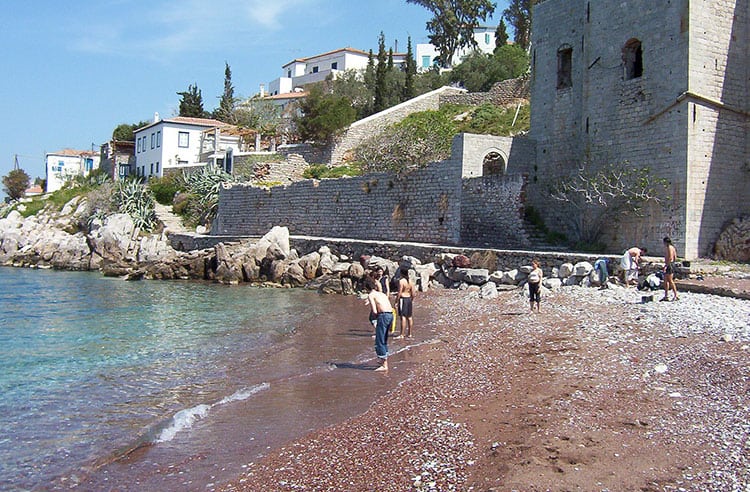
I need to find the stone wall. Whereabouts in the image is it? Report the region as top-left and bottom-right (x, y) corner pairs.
(329, 86), (466, 165)
(212, 159), (465, 244)
(460, 174), (531, 249)
(439, 75), (531, 106)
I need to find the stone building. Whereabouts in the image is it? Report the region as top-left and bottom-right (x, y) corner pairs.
(529, 0), (749, 259)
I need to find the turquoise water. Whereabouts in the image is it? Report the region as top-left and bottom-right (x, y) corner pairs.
(0, 267), (387, 490)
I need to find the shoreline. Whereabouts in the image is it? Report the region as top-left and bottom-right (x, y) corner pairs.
(221, 284), (750, 491)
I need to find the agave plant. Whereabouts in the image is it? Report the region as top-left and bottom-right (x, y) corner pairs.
(112, 178), (157, 231)
(178, 165), (233, 226)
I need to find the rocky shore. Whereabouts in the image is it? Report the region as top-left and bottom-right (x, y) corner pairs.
(220, 283), (749, 492)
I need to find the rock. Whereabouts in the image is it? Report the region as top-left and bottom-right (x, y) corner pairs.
(318, 250), (338, 275)
(434, 253), (457, 266)
(254, 226), (290, 262)
(415, 263), (438, 292)
(298, 252), (321, 280)
(470, 251), (497, 272)
(489, 271), (504, 285)
(451, 268), (490, 285)
(574, 261), (593, 276)
(452, 255), (471, 268)
(565, 275), (581, 286)
(400, 255), (421, 269)
(332, 262), (351, 274)
(341, 277), (354, 295)
(480, 281), (499, 299)
(559, 262), (574, 278)
(196, 225), (207, 234)
(318, 276), (343, 295)
(519, 265), (533, 274)
(282, 263), (307, 287)
(269, 259), (289, 282)
(348, 262), (365, 280)
(714, 216), (750, 262)
(543, 277), (563, 290)
(501, 269), (521, 285)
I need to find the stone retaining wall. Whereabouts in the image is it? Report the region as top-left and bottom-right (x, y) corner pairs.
(439, 76), (531, 106)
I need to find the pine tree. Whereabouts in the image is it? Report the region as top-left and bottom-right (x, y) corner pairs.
(503, 0), (535, 51)
(216, 62), (235, 122)
(373, 32), (388, 113)
(403, 36), (417, 101)
(177, 83), (206, 118)
(494, 19), (509, 51)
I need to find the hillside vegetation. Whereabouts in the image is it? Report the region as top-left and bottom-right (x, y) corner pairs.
(355, 101), (530, 174)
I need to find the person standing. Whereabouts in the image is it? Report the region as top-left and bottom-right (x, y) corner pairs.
(364, 277), (394, 371)
(527, 260), (543, 312)
(396, 266), (416, 339)
(661, 237), (680, 301)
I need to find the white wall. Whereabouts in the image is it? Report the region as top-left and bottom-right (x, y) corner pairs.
(45, 153), (101, 192)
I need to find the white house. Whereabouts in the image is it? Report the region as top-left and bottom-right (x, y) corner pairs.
(416, 25), (497, 70)
(268, 47), (394, 96)
(133, 116), (243, 178)
(45, 149), (101, 192)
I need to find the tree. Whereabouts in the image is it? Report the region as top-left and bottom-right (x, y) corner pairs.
(3, 168), (30, 201)
(112, 121), (151, 141)
(374, 32), (389, 112)
(295, 85), (357, 145)
(407, 0), (495, 68)
(548, 163), (669, 245)
(214, 62), (236, 123)
(503, 0), (535, 51)
(494, 19), (509, 50)
(177, 83), (207, 118)
(402, 37), (417, 101)
(450, 43), (529, 92)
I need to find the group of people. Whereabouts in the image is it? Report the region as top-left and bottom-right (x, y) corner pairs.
(619, 237), (679, 301)
(363, 266), (416, 372)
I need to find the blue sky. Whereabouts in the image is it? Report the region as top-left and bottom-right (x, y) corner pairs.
(0, 0), (507, 188)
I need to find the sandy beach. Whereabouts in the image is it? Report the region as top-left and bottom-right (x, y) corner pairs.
(221, 277), (750, 491)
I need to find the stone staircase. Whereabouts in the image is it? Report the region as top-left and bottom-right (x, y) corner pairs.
(523, 219), (570, 252)
(154, 203), (190, 234)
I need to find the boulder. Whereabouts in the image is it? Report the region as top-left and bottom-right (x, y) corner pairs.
(480, 281), (499, 299)
(341, 277), (354, 296)
(298, 252), (321, 279)
(543, 277), (563, 290)
(573, 261), (593, 277)
(348, 262), (365, 280)
(501, 269), (521, 285)
(558, 262), (574, 278)
(451, 268), (490, 285)
(318, 250), (338, 275)
(714, 216), (750, 262)
(253, 226), (290, 262)
(470, 251), (498, 272)
(489, 271), (504, 285)
(282, 263), (307, 287)
(452, 254), (471, 268)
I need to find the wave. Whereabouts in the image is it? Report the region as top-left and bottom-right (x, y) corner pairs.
(156, 382), (270, 443)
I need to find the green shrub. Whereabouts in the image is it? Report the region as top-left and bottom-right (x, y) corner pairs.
(112, 179), (157, 231)
(303, 163), (363, 179)
(148, 175), (183, 205)
(174, 165), (233, 227)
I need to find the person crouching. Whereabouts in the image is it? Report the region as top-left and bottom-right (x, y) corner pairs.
(364, 277), (394, 372)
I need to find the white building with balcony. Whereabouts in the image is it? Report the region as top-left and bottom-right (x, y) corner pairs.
(133, 116), (243, 178)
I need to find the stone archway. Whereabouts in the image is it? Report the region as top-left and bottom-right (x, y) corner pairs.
(482, 149), (507, 176)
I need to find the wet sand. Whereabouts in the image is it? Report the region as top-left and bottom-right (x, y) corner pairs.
(70, 292), (424, 491)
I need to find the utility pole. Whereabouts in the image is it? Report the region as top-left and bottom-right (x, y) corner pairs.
(13, 154), (19, 170)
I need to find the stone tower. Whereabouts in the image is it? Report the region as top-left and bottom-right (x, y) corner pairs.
(529, 0), (749, 259)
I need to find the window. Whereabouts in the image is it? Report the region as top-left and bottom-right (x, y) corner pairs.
(485, 33), (491, 45)
(557, 45), (573, 90)
(331, 62), (338, 70)
(178, 131), (189, 148)
(312, 66), (319, 73)
(136, 138), (140, 153)
(421, 55), (431, 68)
(150, 163), (154, 175)
(156, 131), (161, 148)
(623, 38), (643, 79)
(151, 133), (155, 149)
(156, 162), (160, 174)
(287, 69), (291, 78)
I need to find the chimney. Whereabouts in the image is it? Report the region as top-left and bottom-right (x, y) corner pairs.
(259, 84), (265, 97)
(154, 112), (160, 122)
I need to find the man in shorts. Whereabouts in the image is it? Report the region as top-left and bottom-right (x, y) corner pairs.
(396, 266), (416, 339)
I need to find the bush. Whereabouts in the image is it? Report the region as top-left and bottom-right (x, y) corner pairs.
(112, 179), (157, 231)
(148, 175), (183, 205)
(174, 165), (233, 228)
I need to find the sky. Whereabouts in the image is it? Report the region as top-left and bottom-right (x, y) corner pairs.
(0, 0), (509, 190)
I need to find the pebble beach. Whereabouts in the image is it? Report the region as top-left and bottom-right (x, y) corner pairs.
(221, 277), (750, 491)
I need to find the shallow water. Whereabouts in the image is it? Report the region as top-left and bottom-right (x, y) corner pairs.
(0, 267), (408, 490)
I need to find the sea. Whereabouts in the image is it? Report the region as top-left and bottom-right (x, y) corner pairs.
(0, 267), (415, 491)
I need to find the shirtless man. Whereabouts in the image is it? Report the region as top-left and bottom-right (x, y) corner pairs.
(365, 277), (394, 372)
(396, 266), (416, 339)
(620, 246), (647, 286)
(662, 237), (679, 301)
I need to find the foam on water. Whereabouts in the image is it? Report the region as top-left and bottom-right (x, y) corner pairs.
(156, 383), (271, 443)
